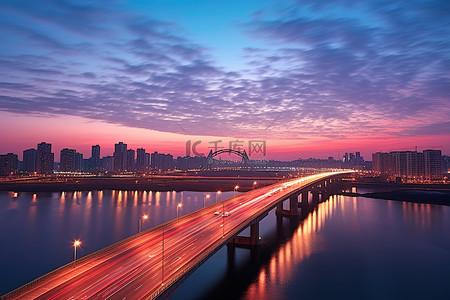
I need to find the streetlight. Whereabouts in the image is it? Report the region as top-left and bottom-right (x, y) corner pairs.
(138, 214), (149, 233)
(234, 185), (239, 197)
(73, 240), (81, 262)
(222, 201), (225, 237)
(216, 190), (221, 203)
(252, 181), (257, 189)
(203, 194), (210, 207)
(177, 203), (182, 218)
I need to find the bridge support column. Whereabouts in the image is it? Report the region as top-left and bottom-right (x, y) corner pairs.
(312, 191), (320, 204)
(298, 191), (309, 207)
(276, 194), (300, 216)
(319, 181), (329, 202)
(229, 222), (261, 247)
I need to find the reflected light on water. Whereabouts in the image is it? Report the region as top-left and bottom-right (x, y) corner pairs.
(243, 197), (340, 300)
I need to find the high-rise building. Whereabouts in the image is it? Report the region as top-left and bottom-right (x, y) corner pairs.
(91, 145), (100, 171)
(127, 149), (135, 171)
(424, 149), (442, 180)
(75, 152), (84, 172)
(102, 156), (114, 172)
(372, 150), (442, 180)
(343, 153), (349, 163)
(113, 142), (127, 172)
(36, 142), (54, 174)
(136, 148), (147, 171)
(23, 148), (37, 173)
(151, 152), (174, 172)
(60, 148), (76, 172)
(0, 153), (18, 176)
(145, 153), (150, 170)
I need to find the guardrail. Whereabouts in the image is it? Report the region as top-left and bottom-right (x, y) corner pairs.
(144, 173), (344, 299)
(2, 172), (349, 299)
(1, 219), (167, 299)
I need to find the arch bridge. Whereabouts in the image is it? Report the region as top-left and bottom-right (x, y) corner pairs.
(206, 148), (249, 163)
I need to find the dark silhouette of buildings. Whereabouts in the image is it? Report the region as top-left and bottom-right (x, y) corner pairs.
(36, 142), (54, 174)
(176, 156), (208, 171)
(113, 142), (127, 172)
(373, 149), (442, 180)
(151, 152), (174, 172)
(23, 148), (37, 173)
(90, 145), (100, 171)
(0, 153), (18, 176)
(424, 150), (443, 180)
(127, 149), (135, 171)
(342, 152), (364, 165)
(136, 148), (150, 171)
(102, 155), (114, 172)
(60, 148), (76, 172)
(75, 152), (83, 171)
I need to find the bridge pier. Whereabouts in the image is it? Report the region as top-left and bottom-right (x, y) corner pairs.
(275, 194), (300, 216)
(312, 190), (320, 204)
(229, 222), (261, 247)
(298, 190), (309, 207)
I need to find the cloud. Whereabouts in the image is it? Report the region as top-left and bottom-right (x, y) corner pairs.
(0, 0), (449, 141)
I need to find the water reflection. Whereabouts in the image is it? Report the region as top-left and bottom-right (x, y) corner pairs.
(238, 196), (450, 300)
(0, 189), (235, 295)
(244, 197), (340, 300)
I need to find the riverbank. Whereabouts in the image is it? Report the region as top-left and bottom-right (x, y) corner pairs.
(340, 189), (450, 206)
(0, 176), (279, 193)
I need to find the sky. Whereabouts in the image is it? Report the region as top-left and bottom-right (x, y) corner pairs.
(0, 0), (449, 160)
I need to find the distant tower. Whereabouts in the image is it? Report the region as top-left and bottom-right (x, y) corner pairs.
(424, 149), (442, 180)
(136, 148), (146, 171)
(91, 145), (100, 171)
(127, 149), (135, 171)
(23, 148), (37, 173)
(60, 148), (76, 172)
(36, 142), (54, 174)
(75, 152), (83, 172)
(114, 142), (127, 172)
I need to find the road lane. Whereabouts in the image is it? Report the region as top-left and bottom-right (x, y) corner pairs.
(4, 172), (349, 300)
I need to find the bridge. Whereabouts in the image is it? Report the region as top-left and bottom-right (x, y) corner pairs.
(206, 148), (250, 166)
(2, 171), (352, 300)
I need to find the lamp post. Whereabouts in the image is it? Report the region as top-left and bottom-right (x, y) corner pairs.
(177, 203), (182, 218)
(138, 214), (149, 233)
(203, 194), (210, 207)
(216, 190), (221, 203)
(222, 202), (225, 237)
(73, 240), (81, 262)
(253, 181), (257, 189)
(234, 185), (239, 197)
(162, 227), (165, 285)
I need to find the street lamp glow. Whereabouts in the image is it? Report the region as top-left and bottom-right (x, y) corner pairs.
(177, 203), (182, 218)
(73, 240), (81, 262)
(216, 190), (221, 203)
(203, 194), (210, 207)
(139, 214), (149, 233)
(234, 185), (239, 197)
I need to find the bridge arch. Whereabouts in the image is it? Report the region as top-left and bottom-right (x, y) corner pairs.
(207, 149), (249, 162)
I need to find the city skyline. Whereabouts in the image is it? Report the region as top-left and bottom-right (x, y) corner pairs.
(1, 0), (449, 160)
(2, 138), (447, 163)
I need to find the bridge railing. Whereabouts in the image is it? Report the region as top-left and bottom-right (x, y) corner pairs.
(3, 172), (350, 299)
(1, 219), (169, 299)
(144, 173), (347, 299)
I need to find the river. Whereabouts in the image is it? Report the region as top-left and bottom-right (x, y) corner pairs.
(0, 189), (449, 299)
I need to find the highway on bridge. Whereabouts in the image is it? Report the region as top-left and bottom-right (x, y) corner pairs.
(3, 171), (349, 300)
